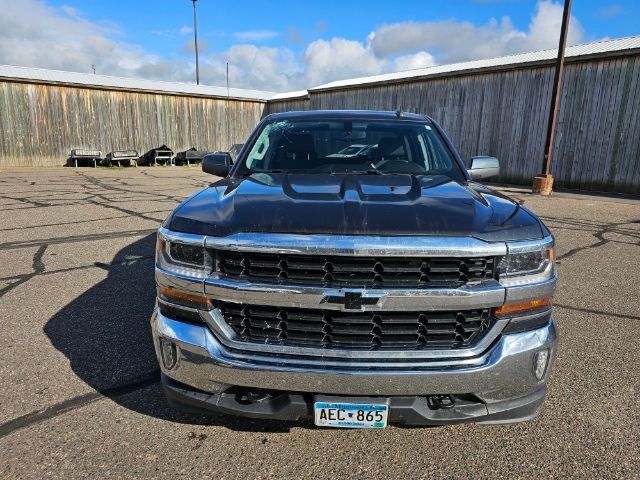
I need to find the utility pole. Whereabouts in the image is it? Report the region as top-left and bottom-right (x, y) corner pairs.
(192, 0), (200, 85)
(226, 62), (230, 99)
(226, 62), (231, 149)
(533, 0), (572, 195)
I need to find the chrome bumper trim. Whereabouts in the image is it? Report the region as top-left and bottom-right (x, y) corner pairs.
(203, 275), (506, 311)
(152, 310), (557, 396)
(156, 267), (204, 296)
(504, 273), (557, 304)
(203, 231), (508, 257)
(158, 227), (206, 247)
(506, 236), (554, 254)
(156, 228), (557, 312)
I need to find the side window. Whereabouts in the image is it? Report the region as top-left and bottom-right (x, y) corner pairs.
(420, 127), (452, 172)
(416, 133), (431, 170)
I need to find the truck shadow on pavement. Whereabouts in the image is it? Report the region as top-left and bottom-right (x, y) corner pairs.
(43, 234), (300, 433)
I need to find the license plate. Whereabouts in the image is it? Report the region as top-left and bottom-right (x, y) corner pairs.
(314, 402), (388, 429)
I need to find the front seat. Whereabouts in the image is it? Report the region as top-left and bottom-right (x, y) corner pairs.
(373, 137), (404, 163)
(272, 133), (317, 170)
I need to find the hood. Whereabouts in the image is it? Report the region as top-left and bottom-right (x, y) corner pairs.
(168, 173), (543, 242)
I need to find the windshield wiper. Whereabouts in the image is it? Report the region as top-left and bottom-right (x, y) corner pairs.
(326, 170), (383, 175)
(327, 163), (387, 175)
(363, 163), (392, 175)
(239, 169), (286, 177)
(365, 168), (386, 175)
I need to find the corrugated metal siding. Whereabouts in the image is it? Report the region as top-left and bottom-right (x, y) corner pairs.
(268, 54), (640, 193)
(0, 81), (264, 166)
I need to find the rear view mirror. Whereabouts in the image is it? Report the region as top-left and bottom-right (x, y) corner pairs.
(202, 152), (232, 177)
(468, 156), (499, 180)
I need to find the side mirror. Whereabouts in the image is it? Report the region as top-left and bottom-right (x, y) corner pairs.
(468, 156), (499, 180)
(202, 152), (232, 177)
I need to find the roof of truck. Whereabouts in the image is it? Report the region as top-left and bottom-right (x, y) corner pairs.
(265, 110), (430, 121)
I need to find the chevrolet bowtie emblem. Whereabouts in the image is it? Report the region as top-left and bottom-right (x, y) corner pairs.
(321, 291), (380, 310)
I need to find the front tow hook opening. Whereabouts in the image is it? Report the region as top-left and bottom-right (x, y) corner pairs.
(427, 394), (456, 410)
(235, 390), (278, 405)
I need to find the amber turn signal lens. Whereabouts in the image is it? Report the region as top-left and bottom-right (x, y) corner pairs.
(158, 285), (211, 309)
(494, 298), (551, 317)
(156, 236), (166, 254)
(547, 247), (555, 261)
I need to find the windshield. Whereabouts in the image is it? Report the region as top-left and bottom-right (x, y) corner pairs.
(235, 119), (466, 181)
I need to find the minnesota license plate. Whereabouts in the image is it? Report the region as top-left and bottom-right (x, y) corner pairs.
(314, 402), (388, 429)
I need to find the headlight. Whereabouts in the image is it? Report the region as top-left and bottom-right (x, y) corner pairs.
(156, 232), (210, 279)
(498, 246), (555, 286)
(168, 242), (205, 266)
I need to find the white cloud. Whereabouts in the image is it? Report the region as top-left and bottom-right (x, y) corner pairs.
(369, 1), (584, 64)
(233, 30), (279, 42)
(0, 0), (155, 75)
(299, 39), (437, 86)
(516, 0), (584, 51)
(204, 44), (302, 92)
(59, 5), (80, 19)
(183, 38), (211, 55)
(301, 38), (386, 86)
(392, 51), (437, 72)
(0, 0), (588, 92)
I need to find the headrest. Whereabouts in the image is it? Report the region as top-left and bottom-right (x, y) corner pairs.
(281, 133), (315, 154)
(377, 137), (403, 156)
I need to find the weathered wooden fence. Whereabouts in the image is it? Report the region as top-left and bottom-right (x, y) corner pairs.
(264, 94), (310, 114)
(265, 51), (640, 193)
(0, 79), (265, 167)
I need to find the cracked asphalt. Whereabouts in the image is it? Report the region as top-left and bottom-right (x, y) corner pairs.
(0, 167), (639, 479)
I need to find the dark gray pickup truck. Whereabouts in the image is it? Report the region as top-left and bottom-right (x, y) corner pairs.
(152, 110), (557, 428)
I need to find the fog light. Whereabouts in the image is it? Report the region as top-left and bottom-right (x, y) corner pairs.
(160, 338), (178, 370)
(533, 349), (549, 380)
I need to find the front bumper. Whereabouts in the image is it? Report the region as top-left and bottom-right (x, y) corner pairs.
(162, 373), (548, 426)
(152, 310), (557, 424)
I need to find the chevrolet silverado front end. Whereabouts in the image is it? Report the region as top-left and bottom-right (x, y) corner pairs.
(151, 110), (557, 428)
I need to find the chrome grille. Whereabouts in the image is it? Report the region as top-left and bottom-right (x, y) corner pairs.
(215, 251), (495, 288)
(217, 302), (493, 349)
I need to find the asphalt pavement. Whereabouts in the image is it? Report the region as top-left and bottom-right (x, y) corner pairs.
(0, 167), (638, 479)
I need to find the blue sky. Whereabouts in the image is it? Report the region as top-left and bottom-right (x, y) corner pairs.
(44, 0), (640, 56)
(1, 0), (638, 92)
